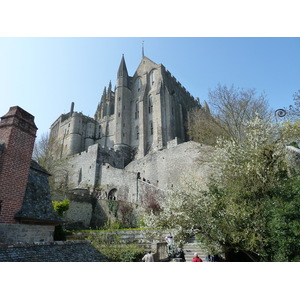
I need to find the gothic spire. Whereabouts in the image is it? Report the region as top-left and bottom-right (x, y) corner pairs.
(117, 54), (128, 78)
(101, 86), (107, 101)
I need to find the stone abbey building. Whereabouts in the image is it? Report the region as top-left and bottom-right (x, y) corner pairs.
(48, 55), (213, 228)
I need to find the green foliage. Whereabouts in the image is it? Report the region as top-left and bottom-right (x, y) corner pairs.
(103, 220), (124, 230)
(143, 117), (300, 261)
(263, 175), (300, 261)
(88, 232), (145, 262)
(107, 199), (119, 217)
(52, 198), (70, 217)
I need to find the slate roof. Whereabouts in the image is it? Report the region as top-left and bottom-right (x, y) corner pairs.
(14, 160), (62, 225)
(0, 241), (110, 262)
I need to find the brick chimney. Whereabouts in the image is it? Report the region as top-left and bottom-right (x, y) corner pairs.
(0, 106), (37, 223)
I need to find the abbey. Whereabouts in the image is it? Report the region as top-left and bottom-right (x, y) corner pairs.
(49, 55), (206, 162)
(48, 54), (213, 227)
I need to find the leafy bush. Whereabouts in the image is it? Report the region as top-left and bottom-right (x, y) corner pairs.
(103, 221), (124, 230)
(88, 231), (145, 262)
(52, 198), (70, 217)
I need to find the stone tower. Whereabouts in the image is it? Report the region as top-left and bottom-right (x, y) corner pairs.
(112, 55), (132, 164)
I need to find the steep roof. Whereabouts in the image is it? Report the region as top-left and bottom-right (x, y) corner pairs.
(117, 54), (128, 78)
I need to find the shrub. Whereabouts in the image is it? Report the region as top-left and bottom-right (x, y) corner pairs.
(52, 198), (70, 217)
(88, 231), (145, 262)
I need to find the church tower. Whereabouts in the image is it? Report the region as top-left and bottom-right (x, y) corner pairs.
(113, 55), (132, 164)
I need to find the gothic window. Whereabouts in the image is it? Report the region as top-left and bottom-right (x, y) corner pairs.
(98, 125), (102, 138)
(78, 168), (82, 184)
(148, 96), (153, 113)
(106, 123), (109, 135)
(150, 70), (155, 85)
(150, 121), (153, 135)
(137, 78), (142, 92)
(110, 102), (114, 115)
(135, 102), (139, 119)
(108, 188), (117, 200)
(136, 126), (139, 140)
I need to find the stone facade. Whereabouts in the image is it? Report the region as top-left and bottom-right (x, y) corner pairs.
(47, 55), (214, 228)
(49, 55), (207, 164)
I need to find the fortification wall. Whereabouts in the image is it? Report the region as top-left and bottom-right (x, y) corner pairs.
(99, 164), (137, 202)
(67, 143), (99, 190)
(125, 140), (215, 192)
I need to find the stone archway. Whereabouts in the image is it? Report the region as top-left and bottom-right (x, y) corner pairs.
(108, 188), (117, 200)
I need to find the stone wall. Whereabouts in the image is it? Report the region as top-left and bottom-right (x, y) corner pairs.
(125, 141), (215, 192)
(64, 201), (93, 229)
(54, 141), (215, 230)
(0, 223), (55, 244)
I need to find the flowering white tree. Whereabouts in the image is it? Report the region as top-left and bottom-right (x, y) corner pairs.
(143, 117), (300, 261)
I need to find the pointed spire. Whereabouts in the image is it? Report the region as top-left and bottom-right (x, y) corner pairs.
(108, 80), (112, 95)
(102, 86), (107, 100)
(142, 40), (144, 57)
(117, 55), (128, 88)
(117, 54), (128, 78)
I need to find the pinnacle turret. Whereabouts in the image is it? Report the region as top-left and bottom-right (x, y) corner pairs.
(117, 54), (128, 79)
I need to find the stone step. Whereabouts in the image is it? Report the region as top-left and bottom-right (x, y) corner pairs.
(183, 239), (209, 262)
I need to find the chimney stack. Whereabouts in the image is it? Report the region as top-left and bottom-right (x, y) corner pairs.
(0, 106), (37, 223)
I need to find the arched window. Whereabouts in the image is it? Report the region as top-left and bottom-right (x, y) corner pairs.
(148, 96), (153, 113)
(98, 125), (102, 138)
(110, 102), (114, 115)
(137, 78), (142, 92)
(78, 168), (82, 184)
(108, 188), (117, 200)
(150, 121), (153, 135)
(150, 70), (155, 85)
(136, 126), (139, 140)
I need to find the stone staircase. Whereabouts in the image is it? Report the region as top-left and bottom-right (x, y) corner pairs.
(183, 235), (208, 262)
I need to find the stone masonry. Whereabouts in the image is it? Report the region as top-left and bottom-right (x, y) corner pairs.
(46, 54), (214, 229)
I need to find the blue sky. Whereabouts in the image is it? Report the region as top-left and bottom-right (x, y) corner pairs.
(0, 37), (299, 139)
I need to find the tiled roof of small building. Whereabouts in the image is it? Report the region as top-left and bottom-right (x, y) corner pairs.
(14, 160), (62, 225)
(0, 241), (110, 262)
